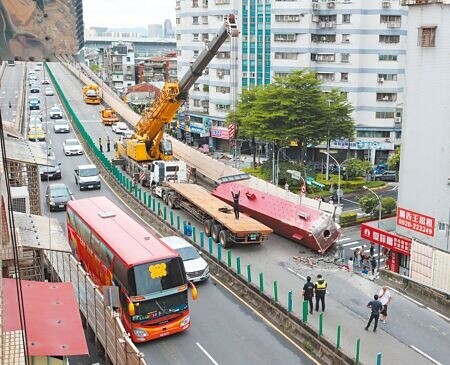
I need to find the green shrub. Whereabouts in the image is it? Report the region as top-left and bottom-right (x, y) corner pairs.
(339, 211), (357, 224)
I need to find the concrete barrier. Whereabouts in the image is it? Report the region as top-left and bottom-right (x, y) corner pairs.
(380, 269), (450, 318)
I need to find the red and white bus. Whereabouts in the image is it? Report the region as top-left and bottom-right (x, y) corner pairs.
(66, 196), (196, 343)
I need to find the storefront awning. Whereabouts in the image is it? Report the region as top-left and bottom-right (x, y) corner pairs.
(361, 222), (411, 255)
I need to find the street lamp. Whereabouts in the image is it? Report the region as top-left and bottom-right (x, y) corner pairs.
(363, 185), (382, 274)
(325, 99), (332, 181)
(320, 151), (342, 206)
(275, 146), (288, 186)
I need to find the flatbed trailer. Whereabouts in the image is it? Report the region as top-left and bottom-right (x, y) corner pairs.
(165, 183), (273, 248)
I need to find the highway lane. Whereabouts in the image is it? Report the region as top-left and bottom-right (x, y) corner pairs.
(49, 62), (449, 364)
(38, 62), (317, 365)
(0, 61), (24, 128)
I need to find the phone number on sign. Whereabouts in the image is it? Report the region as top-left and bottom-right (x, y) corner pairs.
(398, 219), (433, 235)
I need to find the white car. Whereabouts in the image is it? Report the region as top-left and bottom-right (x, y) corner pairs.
(111, 122), (129, 134)
(49, 106), (63, 119)
(53, 120), (70, 133)
(161, 236), (209, 282)
(63, 139), (84, 156)
(45, 87), (54, 96)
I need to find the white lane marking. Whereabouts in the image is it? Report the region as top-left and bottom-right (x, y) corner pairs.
(196, 342), (219, 365)
(337, 237), (351, 242)
(212, 274), (321, 365)
(409, 345), (442, 365)
(342, 240), (360, 247)
(388, 287), (425, 307)
(287, 267), (306, 281)
(426, 307), (450, 322)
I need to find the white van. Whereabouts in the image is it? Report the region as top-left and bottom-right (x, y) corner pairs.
(74, 164), (101, 190)
(161, 236), (209, 282)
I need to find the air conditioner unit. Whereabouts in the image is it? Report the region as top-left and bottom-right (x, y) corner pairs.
(327, 1), (335, 8)
(385, 138), (391, 142)
(218, 71), (224, 79)
(383, 96), (389, 100)
(378, 77), (384, 83)
(343, 39), (350, 43)
(382, 1), (391, 8)
(395, 117), (402, 123)
(312, 15), (319, 22)
(319, 22), (327, 28)
(11, 186), (30, 214)
(312, 3), (319, 10)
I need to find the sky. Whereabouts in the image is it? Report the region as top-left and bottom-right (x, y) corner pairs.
(83, 0), (176, 28)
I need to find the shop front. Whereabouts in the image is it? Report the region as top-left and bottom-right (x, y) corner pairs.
(177, 113), (210, 147)
(360, 223), (412, 275)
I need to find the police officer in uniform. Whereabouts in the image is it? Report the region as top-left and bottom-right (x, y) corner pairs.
(302, 276), (315, 314)
(314, 274), (327, 312)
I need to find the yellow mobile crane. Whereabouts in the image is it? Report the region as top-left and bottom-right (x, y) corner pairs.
(116, 14), (238, 166)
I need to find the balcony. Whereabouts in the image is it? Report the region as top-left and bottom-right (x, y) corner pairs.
(402, 0), (443, 4)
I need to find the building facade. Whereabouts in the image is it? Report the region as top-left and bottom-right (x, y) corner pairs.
(176, 0), (406, 158)
(396, 0), (450, 293)
(103, 42), (136, 92)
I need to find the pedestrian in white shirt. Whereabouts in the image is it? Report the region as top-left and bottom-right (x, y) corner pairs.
(378, 286), (392, 324)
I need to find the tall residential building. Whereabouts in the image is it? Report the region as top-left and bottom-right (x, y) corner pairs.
(148, 24), (163, 38)
(103, 42), (136, 92)
(164, 19), (175, 38)
(395, 0), (450, 293)
(176, 0), (406, 158)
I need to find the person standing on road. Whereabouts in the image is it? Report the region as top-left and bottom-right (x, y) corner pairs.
(378, 286), (392, 324)
(370, 256), (377, 275)
(314, 274), (327, 312)
(370, 243), (375, 257)
(302, 276), (315, 314)
(99, 137), (103, 152)
(106, 135), (111, 152)
(365, 294), (383, 332)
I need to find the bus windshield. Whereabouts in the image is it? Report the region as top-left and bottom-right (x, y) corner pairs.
(131, 291), (188, 322)
(131, 258), (186, 295)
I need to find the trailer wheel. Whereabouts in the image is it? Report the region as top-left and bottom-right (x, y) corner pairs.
(162, 190), (168, 204)
(211, 224), (222, 243)
(167, 193), (177, 209)
(204, 219), (213, 237)
(219, 230), (230, 248)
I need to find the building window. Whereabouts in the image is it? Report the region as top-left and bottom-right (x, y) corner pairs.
(274, 34), (298, 42)
(176, 18), (180, 25)
(176, 34), (181, 40)
(311, 53), (335, 62)
(311, 34), (336, 43)
(376, 112), (395, 119)
(216, 51), (230, 59)
(275, 52), (298, 60)
(342, 14), (351, 23)
(340, 72), (349, 82)
(379, 35), (400, 44)
(193, 50), (199, 58)
(379, 54), (398, 61)
(342, 34), (350, 43)
(193, 99), (200, 107)
(376, 93), (397, 102)
(202, 33), (209, 41)
(378, 73), (397, 81)
(193, 83), (200, 91)
(275, 14), (300, 22)
(418, 26), (436, 47)
(126, 57), (131, 62)
(216, 86), (230, 93)
(357, 131), (391, 138)
(193, 33), (199, 41)
(202, 16), (208, 24)
(193, 16), (199, 24)
(380, 15), (401, 27)
(274, 72), (289, 78)
(438, 222), (448, 231)
(317, 72), (335, 81)
(341, 53), (350, 63)
(192, 0), (199, 7)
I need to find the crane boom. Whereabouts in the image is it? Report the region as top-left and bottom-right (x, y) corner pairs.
(120, 14), (238, 163)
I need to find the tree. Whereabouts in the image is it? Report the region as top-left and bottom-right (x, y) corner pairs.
(229, 70), (355, 149)
(344, 159), (373, 179)
(359, 194), (378, 215)
(382, 196), (397, 214)
(387, 147), (400, 171)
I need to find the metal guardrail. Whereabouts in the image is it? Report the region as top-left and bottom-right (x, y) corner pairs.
(44, 250), (146, 365)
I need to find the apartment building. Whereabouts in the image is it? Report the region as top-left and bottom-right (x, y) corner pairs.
(103, 42), (136, 92)
(176, 0), (406, 157)
(136, 53), (178, 83)
(395, 0), (450, 293)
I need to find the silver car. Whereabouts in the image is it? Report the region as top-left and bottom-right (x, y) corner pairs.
(53, 120), (70, 133)
(63, 139), (84, 156)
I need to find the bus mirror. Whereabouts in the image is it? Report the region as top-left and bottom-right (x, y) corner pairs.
(128, 302), (136, 316)
(189, 282), (198, 301)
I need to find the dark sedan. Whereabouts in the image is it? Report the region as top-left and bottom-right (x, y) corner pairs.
(45, 183), (73, 211)
(40, 161), (62, 181)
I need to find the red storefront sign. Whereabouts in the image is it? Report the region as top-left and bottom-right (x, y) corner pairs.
(396, 207), (435, 237)
(360, 224), (412, 256)
(210, 126), (230, 140)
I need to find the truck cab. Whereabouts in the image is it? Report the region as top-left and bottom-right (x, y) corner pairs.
(74, 164), (101, 190)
